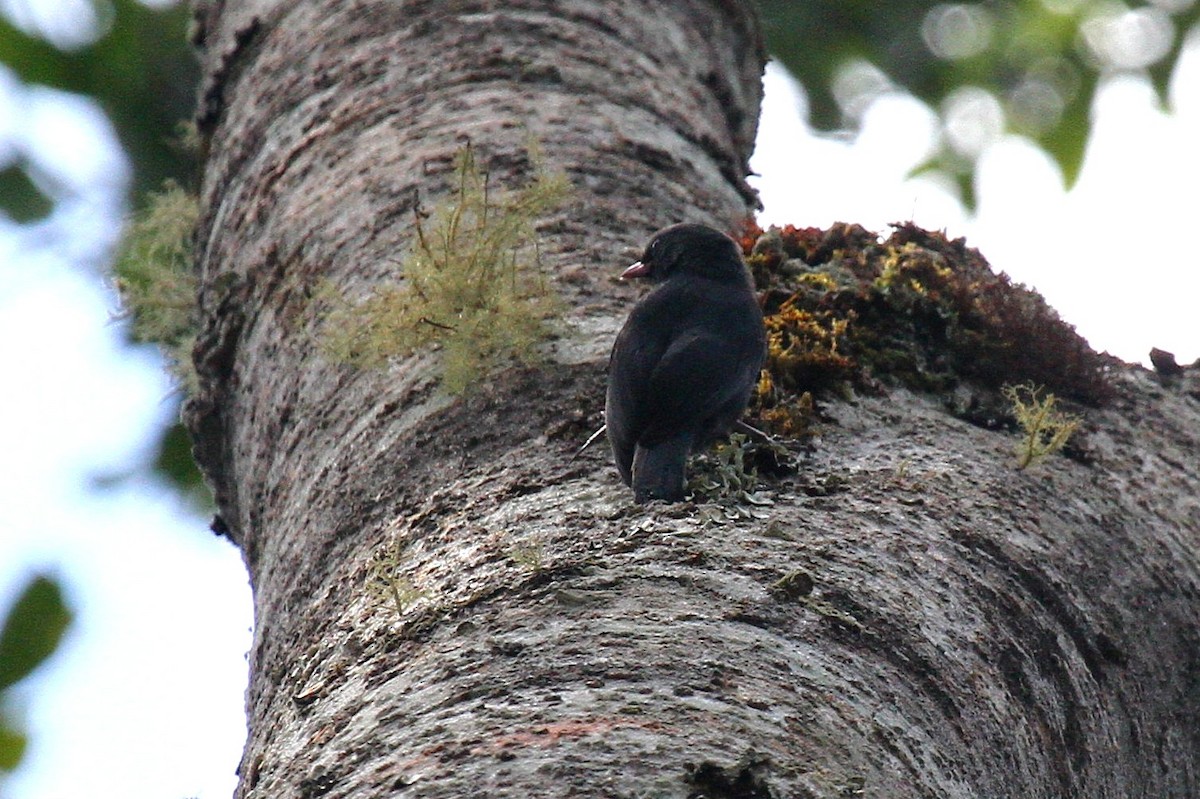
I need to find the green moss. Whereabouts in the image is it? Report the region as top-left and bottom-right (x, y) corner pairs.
(735, 218), (1110, 441)
(321, 144), (569, 393)
(752, 372), (819, 439)
(112, 180), (199, 390)
(763, 300), (855, 393)
(771, 569), (815, 600)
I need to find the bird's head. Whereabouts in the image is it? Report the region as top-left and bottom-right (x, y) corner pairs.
(621, 224), (748, 284)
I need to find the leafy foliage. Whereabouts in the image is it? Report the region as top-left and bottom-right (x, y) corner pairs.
(0, 0), (197, 220)
(322, 145), (568, 393)
(0, 574), (72, 772)
(687, 432), (792, 507)
(0, 163), (54, 224)
(757, 0), (1200, 193)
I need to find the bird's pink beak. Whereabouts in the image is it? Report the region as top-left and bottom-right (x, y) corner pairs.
(621, 260), (651, 279)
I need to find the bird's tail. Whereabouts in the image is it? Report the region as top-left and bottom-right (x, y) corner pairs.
(632, 434), (693, 503)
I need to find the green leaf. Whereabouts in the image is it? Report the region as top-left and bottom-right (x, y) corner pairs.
(0, 163), (55, 223)
(954, 169), (977, 213)
(909, 153), (976, 210)
(0, 0), (198, 201)
(0, 575), (73, 692)
(1040, 80), (1094, 189)
(756, 0), (896, 130)
(154, 421), (209, 496)
(0, 723), (27, 772)
(1149, 3), (1200, 110)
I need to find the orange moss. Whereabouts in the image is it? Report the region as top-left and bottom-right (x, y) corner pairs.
(763, 300), (855, 393)
(752, 369), (817, 438)
(737, 219), (1111, 441)
(735, 217), (765, 256)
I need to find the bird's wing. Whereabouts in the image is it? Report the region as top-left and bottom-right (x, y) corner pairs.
(605, 321), (666, 485)
(638, 325), (763, 448)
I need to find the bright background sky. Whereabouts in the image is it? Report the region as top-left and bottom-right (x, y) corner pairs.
(1, 10), (1197, 799)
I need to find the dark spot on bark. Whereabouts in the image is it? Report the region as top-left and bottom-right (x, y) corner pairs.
(210, 514), (231, 538)
(1094, 632), (1127, 667)
(628, 141), (680, 173)
(298, 770), (338, 798)
(686, 753), (777, 799)
(195, 17), (265, 135)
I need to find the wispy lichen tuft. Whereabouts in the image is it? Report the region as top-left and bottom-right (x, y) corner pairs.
(322, 144), (569, 393)
(1003, 382), (1081, 470)
(365, 539), (427, 617)
(112, 180), (200, 390)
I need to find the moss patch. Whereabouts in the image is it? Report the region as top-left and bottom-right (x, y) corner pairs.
(738, 220), (1111, 443)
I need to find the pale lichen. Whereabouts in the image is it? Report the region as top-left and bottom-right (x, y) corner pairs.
(112, 180), (200, 390)
(321, 144), (569, 393)
(1003, 382), (1081, 470)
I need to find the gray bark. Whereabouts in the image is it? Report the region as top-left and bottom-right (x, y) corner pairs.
(185, 1), (1200, 797)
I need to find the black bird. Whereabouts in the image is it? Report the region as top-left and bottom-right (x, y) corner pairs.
(606, 223), (767, 502)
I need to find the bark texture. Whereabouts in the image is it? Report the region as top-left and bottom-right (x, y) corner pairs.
(185, 1), (1200, 797)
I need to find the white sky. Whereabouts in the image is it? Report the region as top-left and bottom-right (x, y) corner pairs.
(751, 55), (1200, 365)
(1, 25), (1198, 799)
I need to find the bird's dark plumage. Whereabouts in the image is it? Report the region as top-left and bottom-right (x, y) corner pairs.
(606, 223), (767, 502)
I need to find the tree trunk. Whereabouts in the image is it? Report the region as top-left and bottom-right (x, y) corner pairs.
(184, 1), (1200, 797)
